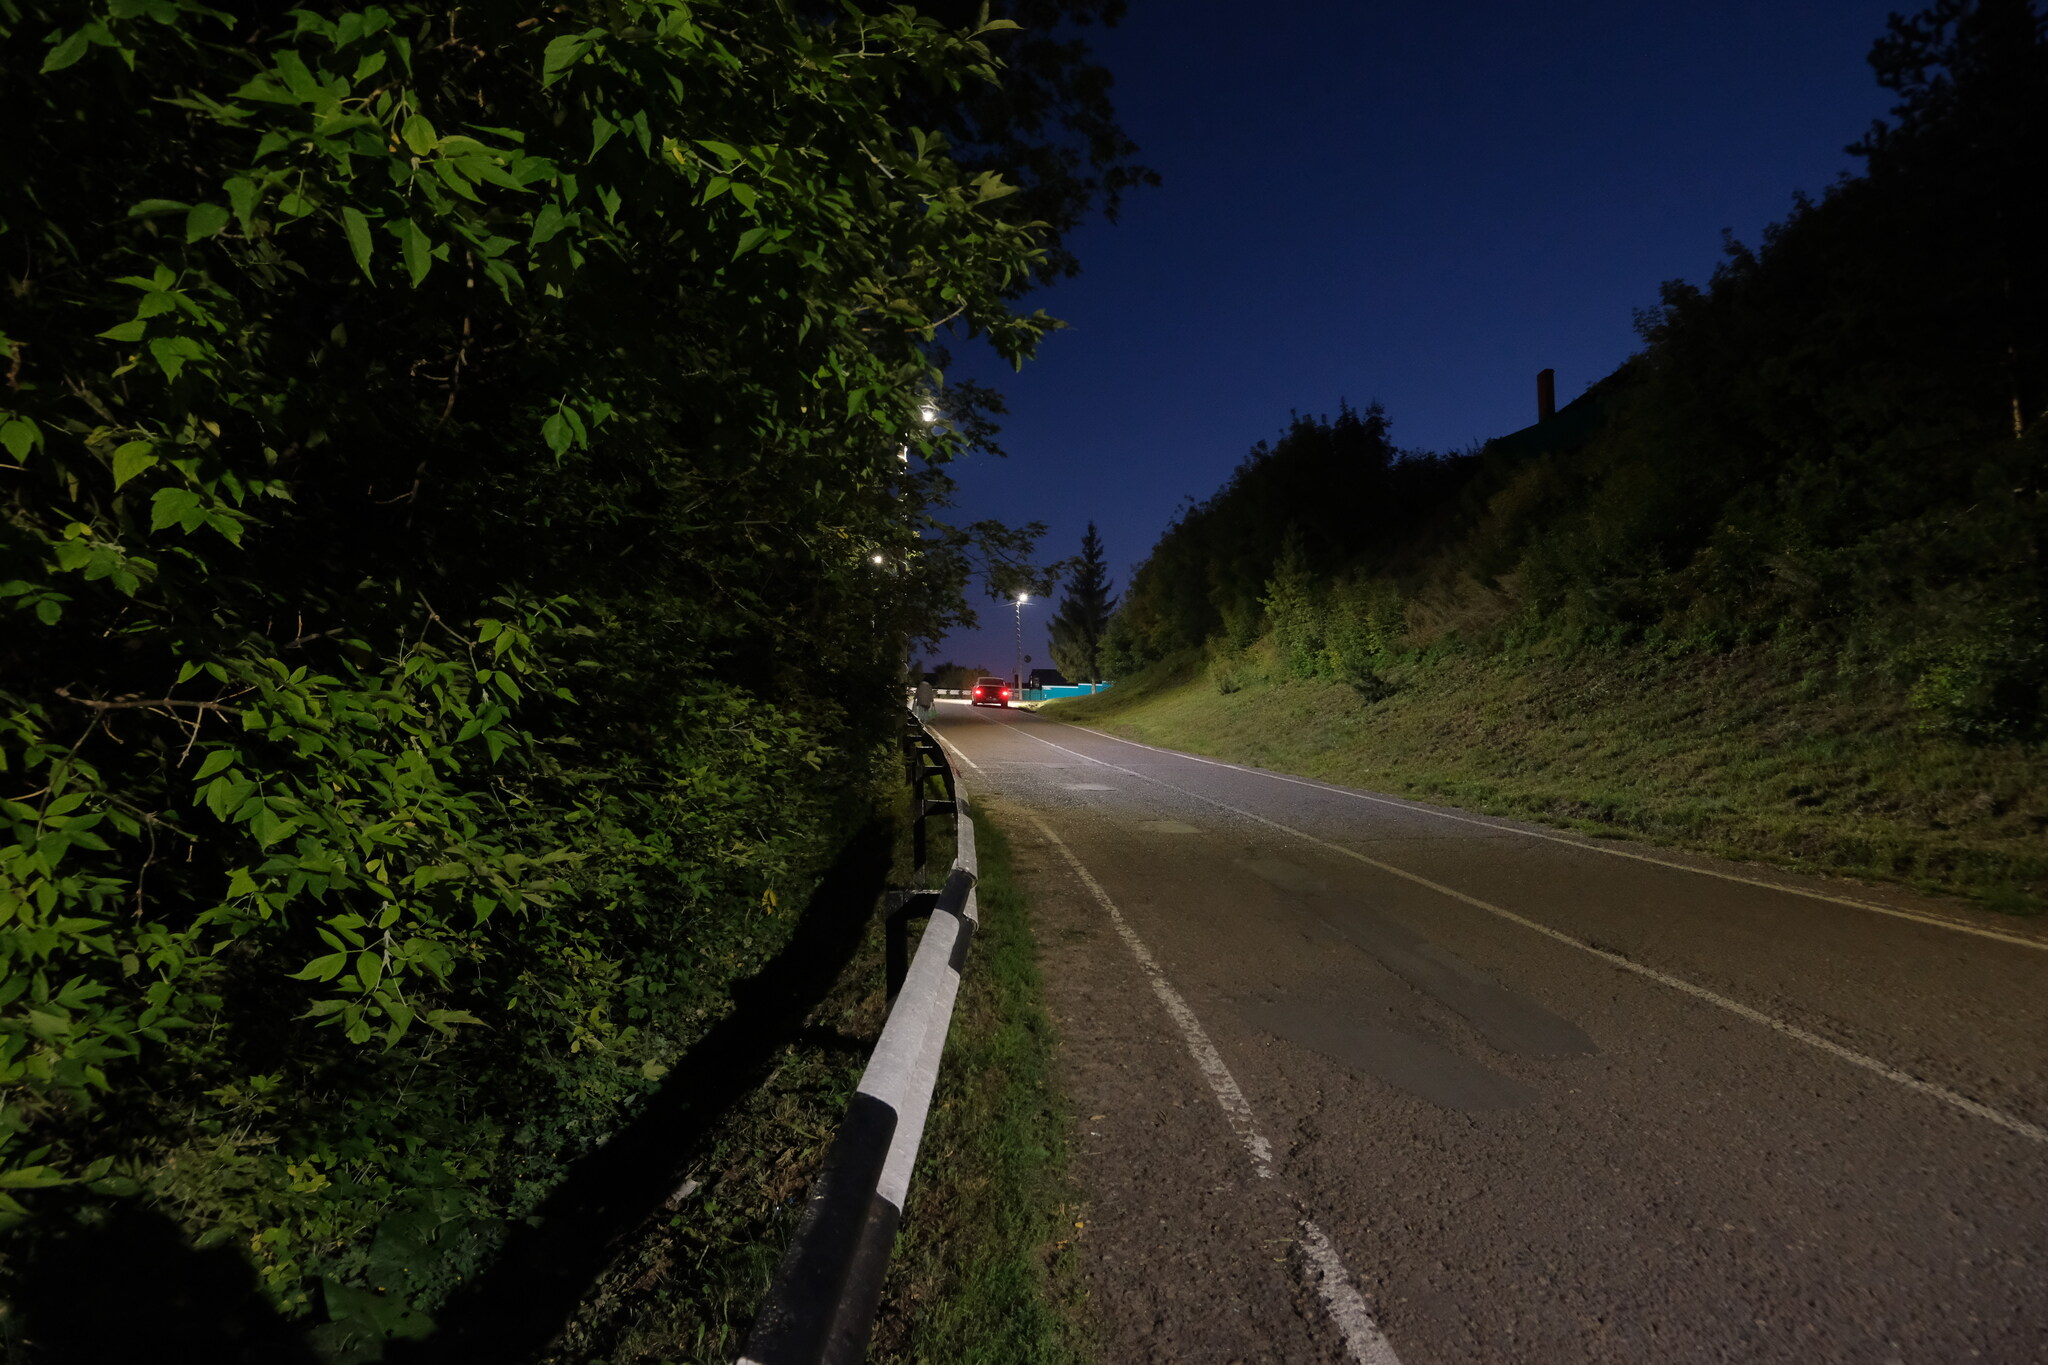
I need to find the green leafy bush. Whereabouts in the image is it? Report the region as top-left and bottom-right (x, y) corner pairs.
(0, 0), (1124, 1348)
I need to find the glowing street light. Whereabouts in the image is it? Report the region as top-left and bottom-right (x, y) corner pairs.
(1013, 592), (1031, 695)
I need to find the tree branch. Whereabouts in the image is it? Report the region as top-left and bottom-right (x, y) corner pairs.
(55, 687), (245, 715)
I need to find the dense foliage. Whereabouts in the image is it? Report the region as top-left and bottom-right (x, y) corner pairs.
(0, 0), (1137, 1353)
(1099, 404), (1474, 677)
(1105, 0), (2047, 740)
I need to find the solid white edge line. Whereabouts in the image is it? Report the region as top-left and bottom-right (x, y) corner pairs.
(934, 729), (982, 772)
(1021, 809), (1404, 1365)
(1301, 1218), (1405, 1365)
(1050, 718), (2048, 952)
(1007, 725), (2048, 1147)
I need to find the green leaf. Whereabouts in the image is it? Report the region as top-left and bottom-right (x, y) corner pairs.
(127, 198), (192, 218)
(396, 219), (430, 287)
(150, 488), (202, 532)
(148, 336), (203, 381)
(541, 412), (571, 457)
(111, 441), (157, 488)
(249, 802), (290, 847)
(225, 177), (259, 228)
(528, 203), (566, 247)
(0, 419), (37, 460)
(184, 203), (230, 243)
(400, 113), (438, 156)
(291, 953), (348, 982)
(341, 207), (374, 278)
(41, 27), (92, 73)
(270, 50), (317, 99)
(98, 320), (147, 343)
(541, 32), (598, 85)
(202, 774), (252, 820)
(193, 749), (237, 782)
(356, 952), (382, 991)
(733, 226), (772, 258)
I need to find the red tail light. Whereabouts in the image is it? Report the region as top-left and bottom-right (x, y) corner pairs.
(1000, 688), (1010, 699)
(972, 688), (983, 699)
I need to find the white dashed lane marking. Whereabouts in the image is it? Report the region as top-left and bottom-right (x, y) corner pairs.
(1021, 809), (1404, 1365)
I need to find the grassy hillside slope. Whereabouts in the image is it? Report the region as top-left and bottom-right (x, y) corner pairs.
(1066, 8), (2048, 921)
(1048, 644), (2047, 916)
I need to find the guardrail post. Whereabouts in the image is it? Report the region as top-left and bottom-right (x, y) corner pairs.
(903, 727), (954, 874)
(883, 890), (940, 1002)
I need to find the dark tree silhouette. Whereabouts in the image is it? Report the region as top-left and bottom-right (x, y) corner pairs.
(1048, 523), (1118, 681)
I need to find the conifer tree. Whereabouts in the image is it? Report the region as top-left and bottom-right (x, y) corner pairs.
(1049, 522), (1118, 681)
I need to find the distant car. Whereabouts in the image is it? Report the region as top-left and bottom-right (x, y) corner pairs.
(970, 677), (1011, 708)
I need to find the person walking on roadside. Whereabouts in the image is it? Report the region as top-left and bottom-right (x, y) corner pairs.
(914, 675), (937, 724)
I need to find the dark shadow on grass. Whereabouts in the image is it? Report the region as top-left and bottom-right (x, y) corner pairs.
(384, 815), (894, 1365)
(12, 1202), (323, 1365)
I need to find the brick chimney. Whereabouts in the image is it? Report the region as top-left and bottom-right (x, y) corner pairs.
(1537, 368), (1556, 422)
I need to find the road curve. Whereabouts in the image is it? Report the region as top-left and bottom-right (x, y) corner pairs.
(933, 700), (2048, 1365)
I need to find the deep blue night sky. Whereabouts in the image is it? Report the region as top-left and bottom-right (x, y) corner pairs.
(932, 0), (1903, 678)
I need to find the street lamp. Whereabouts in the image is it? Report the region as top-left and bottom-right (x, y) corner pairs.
(1013, 592), (1030, 694)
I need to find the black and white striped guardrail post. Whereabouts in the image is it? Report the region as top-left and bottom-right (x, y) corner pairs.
(737, 715), (978, 1365)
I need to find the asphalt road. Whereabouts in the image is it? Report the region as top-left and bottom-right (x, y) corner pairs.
(932, 700), (2048, 1365)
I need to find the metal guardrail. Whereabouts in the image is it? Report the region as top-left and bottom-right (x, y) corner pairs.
(736, 712), (977, 1365)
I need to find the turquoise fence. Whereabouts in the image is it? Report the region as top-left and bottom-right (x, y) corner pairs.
(1022, 682), (1114, 702)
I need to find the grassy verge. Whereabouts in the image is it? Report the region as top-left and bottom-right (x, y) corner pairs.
(537, 784), (1089, 1363)
(1048, 645), (2047, 915)
(869, 809), (1094, 1364)
(530, 810), (904, 1365)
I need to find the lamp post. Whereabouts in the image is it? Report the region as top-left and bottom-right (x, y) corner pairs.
(1013, 592), (1029, 694)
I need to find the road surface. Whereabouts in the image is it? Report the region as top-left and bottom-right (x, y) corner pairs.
(933, 700), (2048, 1364)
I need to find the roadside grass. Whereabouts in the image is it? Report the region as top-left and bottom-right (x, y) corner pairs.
(868, 810), (1094, 1365)
(536, 775), (1089, 1363)
(1049, 645), (2048, 915)
(530, 802), (910, 1365)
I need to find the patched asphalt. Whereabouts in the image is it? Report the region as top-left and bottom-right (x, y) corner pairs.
(935, 701), (2048, 1365)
